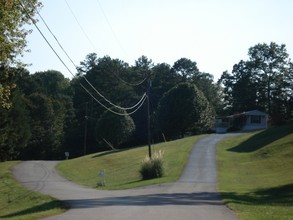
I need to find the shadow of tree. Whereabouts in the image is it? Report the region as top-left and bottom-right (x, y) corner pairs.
(91, 148), (130, 158)
(228, 124), (293, 153)
(0, 200), (66, 218)
(57, 191), (224, 208)
(1, 192), (224, 217)
(221, 184), (293, 205)
(2, 184), (291, 218)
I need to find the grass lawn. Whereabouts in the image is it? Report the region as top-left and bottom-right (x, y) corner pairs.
(217, 123), (293, 220)
(0, 161), (65, 220)
(57, 135), (206, 190)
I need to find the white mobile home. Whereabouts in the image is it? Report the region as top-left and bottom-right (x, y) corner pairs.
(216, 110), (268, 133)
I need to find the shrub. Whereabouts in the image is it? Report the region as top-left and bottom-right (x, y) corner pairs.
(139, 150), (164, 180)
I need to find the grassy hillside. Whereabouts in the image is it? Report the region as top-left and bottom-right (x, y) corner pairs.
(0, 161), (65, 220)
(217, 123), (293, 220)
(57, 135), (205, 190)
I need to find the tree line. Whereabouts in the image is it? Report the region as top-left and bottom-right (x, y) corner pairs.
(1, 41), (292, 161)
(219, 42), (293, 124)
(1, 1), (292, 161)
(0, 54), (220, 161)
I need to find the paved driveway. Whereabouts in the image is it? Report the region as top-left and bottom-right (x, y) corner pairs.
(13, 134), (240, 220)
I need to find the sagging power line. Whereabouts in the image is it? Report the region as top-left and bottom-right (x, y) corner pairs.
(95, 0), (129, 59)
(20, 0), (147, 116)
(80, 83), (147, 116)
(33, 1), (147, 112)
(63, 0), (97, 52)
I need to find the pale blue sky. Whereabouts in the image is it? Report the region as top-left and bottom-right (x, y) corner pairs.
(22, 0), (293, 80)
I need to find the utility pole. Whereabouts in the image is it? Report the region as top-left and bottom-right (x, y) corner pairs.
(147, 77), (152, 158)
(83, 102), (88, 155)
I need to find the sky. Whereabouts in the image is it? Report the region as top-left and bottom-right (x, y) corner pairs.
(21, 0), (293, 81)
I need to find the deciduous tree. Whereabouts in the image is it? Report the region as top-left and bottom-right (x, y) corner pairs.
(0, 0), (41, 108)
(157, 83), (214, 139)
(95, 109), (135, 148)
(219, 42), (293, 122)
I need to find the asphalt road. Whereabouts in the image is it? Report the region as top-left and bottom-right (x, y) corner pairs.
(13, 134), (240, 220)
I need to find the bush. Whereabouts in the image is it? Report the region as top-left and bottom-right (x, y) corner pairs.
(139, 150), (164, 180)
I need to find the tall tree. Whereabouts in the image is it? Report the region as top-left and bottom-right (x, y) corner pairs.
(72, 55), (141, 153)
(24, 93), (55, 159)
(172, 58), (222, 113)
(219, 42), (293, 122)
(130, 56), (153, 144)
(0, 67), (31, 161)
(219, 60), (259, 113)
(248, 42), (292, 118)
(77, 53), (98, 75)
(172, 58), (199, 80)
(18, 70), (74, 159)
(156, 83), (214, 139)
(95, 108), (135, 148)
(0, 89), (30, 161)
(191, 71), (222, 113)
(151, 63), (180, 109)
(0, 0), (41, 108)
(30, 70), (71, 98)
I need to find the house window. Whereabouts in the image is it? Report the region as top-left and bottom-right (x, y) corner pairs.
(251, 115), (261, 124)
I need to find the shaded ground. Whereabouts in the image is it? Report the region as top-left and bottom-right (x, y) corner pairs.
(13, 134), (240, 220)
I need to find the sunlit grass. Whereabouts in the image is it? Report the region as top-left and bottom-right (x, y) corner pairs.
(57, 135), (206, 190)
(217, 123), (293, 220)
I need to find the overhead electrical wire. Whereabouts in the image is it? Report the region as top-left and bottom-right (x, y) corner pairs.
(63, 0), (97, 52)
(80, 83), (147, 116)
(19, 1), (75, 77)
(63, 0), (149, 88)
(32, 1), (147, 110)
(29, 0), (146, 111)
(82, 76), (147, 110)
(20, 1), (146, 116)
(95, 0), (148, 87)
(95, 0), (128, 58)
(112, 70), (148, 86)
(34, 7), (77, 69)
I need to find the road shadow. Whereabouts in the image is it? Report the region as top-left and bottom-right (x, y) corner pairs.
(227, 124), (293, 153)
(61, 191), (223, 209)
(0, 200), (66, 219)
(220, 184), (293, 205)
(3, 184), (291, 218)
(91, 148), (130, 158)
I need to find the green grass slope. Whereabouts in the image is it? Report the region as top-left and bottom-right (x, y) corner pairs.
(217, 123), (293, 220)
(0, 161), (65, 220)
(57, 135), (205, 190)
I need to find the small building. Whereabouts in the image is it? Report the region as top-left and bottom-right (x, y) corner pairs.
(215, 110), (268, 133)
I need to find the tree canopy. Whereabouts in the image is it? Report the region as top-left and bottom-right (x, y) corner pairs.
(156, 83), (214, 139)
(0, 0), (41, 109)
(95, 108), (135, 148)
(1, 41), (292, 161)
(219, 42), (293, 122)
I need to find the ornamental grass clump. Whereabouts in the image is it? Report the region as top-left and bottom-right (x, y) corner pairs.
(139, 150), (165, 180)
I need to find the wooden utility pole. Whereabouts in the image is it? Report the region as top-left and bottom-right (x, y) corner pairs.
(83, 102), (88, 155)
(147, 77), (152, 158)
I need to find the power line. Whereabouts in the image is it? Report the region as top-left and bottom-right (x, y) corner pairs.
(95, 0), (128, 58)
(82, 76), (147, 110)
(33, 4), (146, 112)
(112, 69), (148, 86)
(19, 1), (75, 77)
(94, 1), (148, 87)
(20, 0), (146, 116)
(34, 7), (77, 69)
(80, 83), (146, 116)
(41, 1), (147, 89)
(63, 0), (97, 52)
(94, 1), (149, 87)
